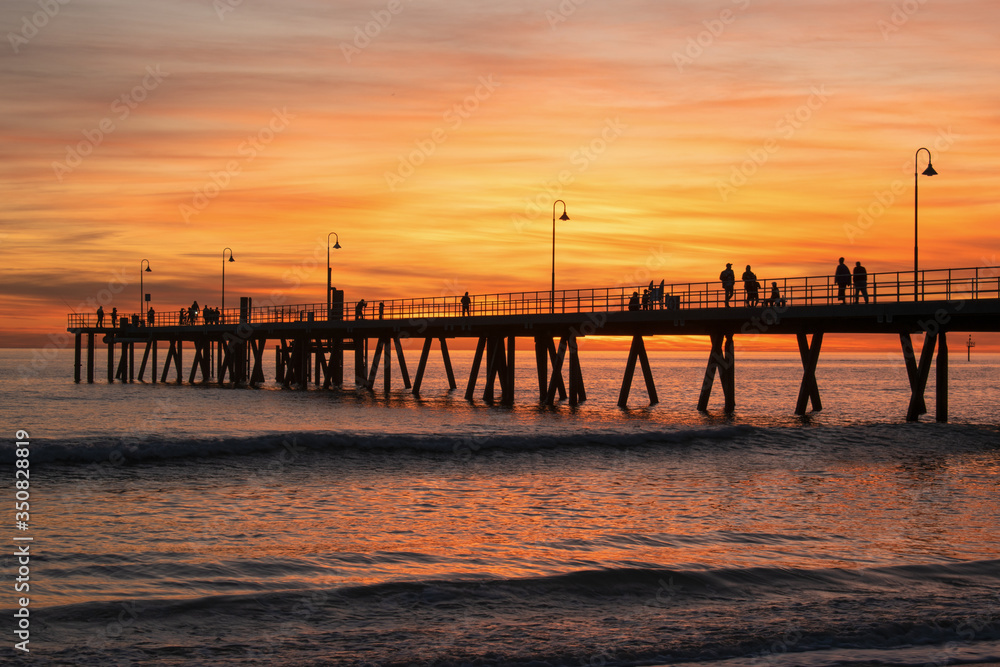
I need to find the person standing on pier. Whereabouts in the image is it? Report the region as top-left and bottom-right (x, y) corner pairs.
(378, 301), (384, 320)
(461, 292), (471, 316)
(355, 299), (366, 320)
(835, 257), (851, 303)
(96, 305), (105, 327)
(720, 263), (736, 307)
(741, 265), (758, 306)
(147, 307), (155, 326)
(111, 307), (118, 328)
(853, 261), (869, 304)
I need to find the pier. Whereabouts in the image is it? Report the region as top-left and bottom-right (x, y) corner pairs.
(67, 265), (1000, 422)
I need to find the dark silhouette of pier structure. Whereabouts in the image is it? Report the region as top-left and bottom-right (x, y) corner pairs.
(67, 265), (1000, 422)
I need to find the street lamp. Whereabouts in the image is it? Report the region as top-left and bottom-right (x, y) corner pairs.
(222, 247), (235, 319)
(140, 259), (151, 321)
(914, 147), (937, 301)
(327, 232), (342, 317)
(551, 199), (569, 312)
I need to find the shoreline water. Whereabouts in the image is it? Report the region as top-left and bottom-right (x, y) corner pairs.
(3, 349), (998, 665)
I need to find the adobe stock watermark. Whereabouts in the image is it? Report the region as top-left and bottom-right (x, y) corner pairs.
(844, 126), (957, 244)
(51, 65), (169, 182)
(511, 117), (627, 232)
(180, 107), (294, 223)
(877, 0), (929, 40)
(544, 0), (586, 30)
(383, 75), (499, 191)
(673, 0), (752, 72)
(7, 0), (71, 54)
(716, 85), (830, 202)
(340, 0), (413, 63)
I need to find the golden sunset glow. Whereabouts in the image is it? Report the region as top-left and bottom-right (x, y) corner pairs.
(2, 0), (999, 349)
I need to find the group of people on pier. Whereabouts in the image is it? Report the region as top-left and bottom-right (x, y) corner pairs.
(718, 264), (786, 308)
(718, 258), (868, 308)
(95, 305), (156, 328)
(92, 257), (878, 329)
(834, 257), (869, 304)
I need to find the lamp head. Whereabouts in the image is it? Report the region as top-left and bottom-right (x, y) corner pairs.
(559, 211), (570, 221)
(333, 240), (342, 249)
(922, 163), (938, 177)
(144, 266), (151, 272)
(228, 254), (235, 262)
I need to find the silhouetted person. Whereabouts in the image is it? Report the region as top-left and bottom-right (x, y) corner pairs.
(461, 292), (471, 316)
(835, 257), (851, 304)
(642, 288), (650, 310)
(765, 281), (785, 307)
(628, 291), (640, 311)
(378, 301), (384, 320)
(355, 299), (366, 320)
(111, 307), (118, 328)
(853, 261), (869, 303)
(720, 263), (735, 307)
(179, 308), (186, 325)
(147, 307), (155, 326)
(96, 305), (105, 327)
(189, 301), (200, 323)
(741, 265), (757, 306)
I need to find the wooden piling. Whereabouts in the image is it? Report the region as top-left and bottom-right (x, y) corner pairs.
(794, 332), (823, 414)
(936, 331), (948, 423)
(86, 333), (95, 384)
(74, 333), (82, 383)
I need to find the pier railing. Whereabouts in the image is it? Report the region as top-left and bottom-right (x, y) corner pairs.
(67, 265), (1000, 329)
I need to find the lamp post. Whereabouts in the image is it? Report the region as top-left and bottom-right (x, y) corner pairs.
(327, 232), (342, 318)
(551, 199), (569, 313)
(140, 259), (151, 322)
(914, 147), (937, 301)
(222, 247), (235, 320)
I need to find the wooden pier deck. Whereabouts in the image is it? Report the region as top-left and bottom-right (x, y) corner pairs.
(67, 265), (1000, 422)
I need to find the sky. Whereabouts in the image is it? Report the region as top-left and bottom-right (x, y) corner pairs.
(1, 0), (999, 351)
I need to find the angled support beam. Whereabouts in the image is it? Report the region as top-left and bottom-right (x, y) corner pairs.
(151, 338), (157, 384)
(697, 333), (724, 412)
(547, 337), (567, 401)
(392, 336), (411, 389)
(545, 337), (569, 406)
(116, 342), (129, 383)
(464, 337), (487, 401)
(899, 333), (927, 416)
(906, 332), (938, 422)
(138, 340), (152, 381)
(618, 335), (658, 408)
(484, 336), (508, 404)
(367, 337), (385, 390)
(107, 339), (115, 383)
(250, 338), (267, 386)
(439, 338), (457, 389)
(413, 338), (433, 395)
(794, 332), (823, 415)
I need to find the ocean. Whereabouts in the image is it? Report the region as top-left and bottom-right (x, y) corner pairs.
(2, 346), (999, 666)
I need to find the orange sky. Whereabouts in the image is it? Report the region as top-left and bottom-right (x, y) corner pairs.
(1, 0), (999, 350)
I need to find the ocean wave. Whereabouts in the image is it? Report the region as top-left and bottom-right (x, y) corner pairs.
(23, 560), (1000, 667)
(7, 424), (761, 465)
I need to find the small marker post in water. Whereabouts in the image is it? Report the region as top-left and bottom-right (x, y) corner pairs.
(966, 335), (975, 361)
